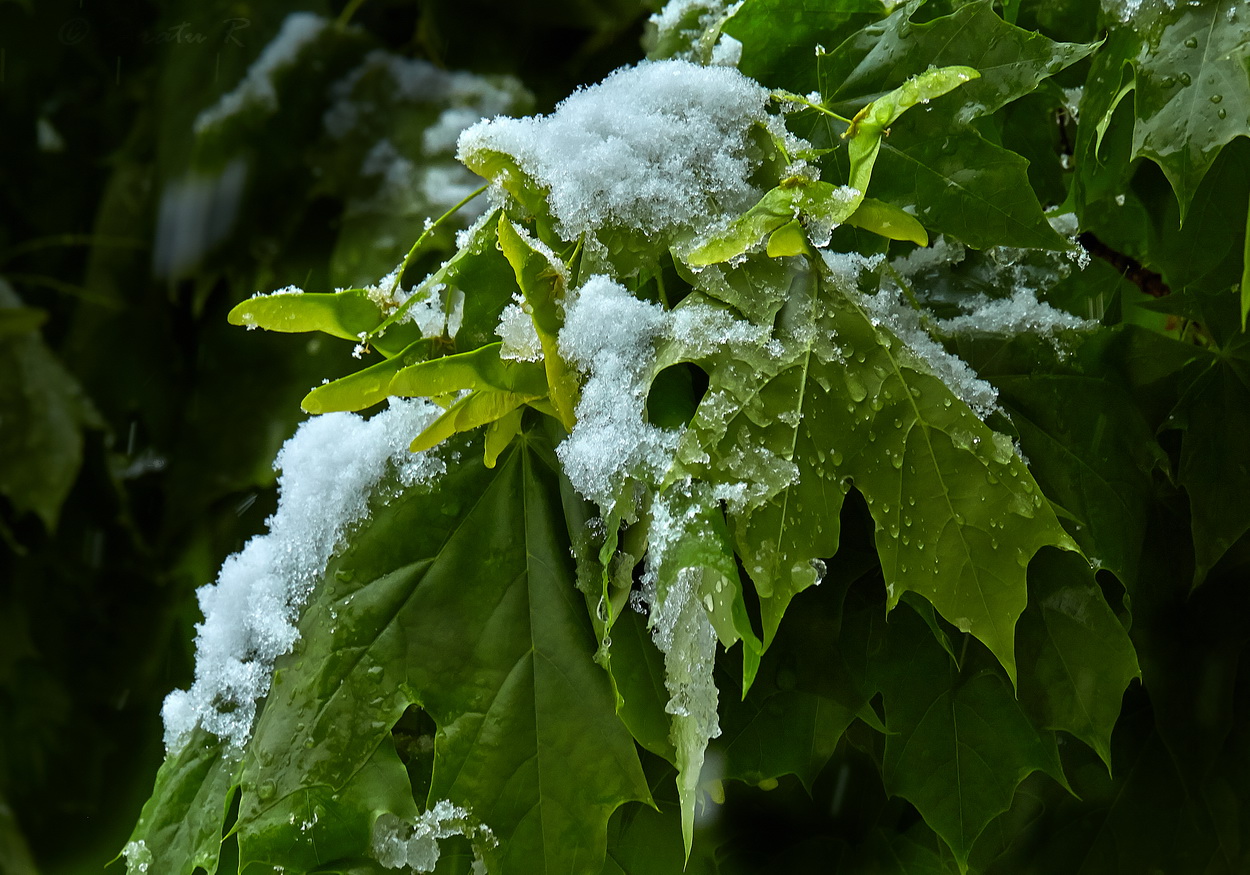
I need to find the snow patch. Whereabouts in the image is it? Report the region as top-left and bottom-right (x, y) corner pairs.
(161, 400), (446, 751)
(556, 276), (676, 515)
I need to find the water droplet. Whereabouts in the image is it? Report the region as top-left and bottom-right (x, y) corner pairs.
(1185, 36), (1198, 48)
(845, 372), (867, 402)
(1179, 73), (1192, 86)
(257, 780), (276, 801)
(1160, 76), (1176, 88)
(1210, 94), (1223, 104)
(1218, 108), (1228, 119)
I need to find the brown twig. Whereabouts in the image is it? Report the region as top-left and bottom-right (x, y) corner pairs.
(1077, 231), (1171, 298)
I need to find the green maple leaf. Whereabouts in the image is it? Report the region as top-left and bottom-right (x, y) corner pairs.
(872, 608), (1068, 873)
(1015, 550), (1141, 770)
(133, 430), (649, 874)
(679, 255), (1078, 685)
(122, 729), (241, 875)
(1126, 0), (1250, 220)
(960, 331), (1166, 587)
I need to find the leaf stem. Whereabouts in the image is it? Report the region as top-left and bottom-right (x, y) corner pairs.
(771, 90), (852, 126)
(368, 183), (489, 341)
(336, 0), (369, 28)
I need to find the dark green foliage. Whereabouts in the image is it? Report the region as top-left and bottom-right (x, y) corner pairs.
(5, 0), (1250, 873)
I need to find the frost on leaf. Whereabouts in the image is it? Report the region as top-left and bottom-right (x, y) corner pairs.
(161, 400), (445, 751)
(371, 801), (496, 874)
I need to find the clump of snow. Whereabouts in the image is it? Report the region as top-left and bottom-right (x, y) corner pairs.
(711, 33), (743, 66)
(161, 400), (446, 751)
(890, 236), (965, 278)
(458, 60), (771, 245)
(496, 298), (543, 361)
(668, 300), (775, 357)
(557, 276), (677, 514)
(195, 13), (327, 133)
(1047, 212), (1091, 269)
(372, 801), (496, 874)
(405, 284), (465, 340)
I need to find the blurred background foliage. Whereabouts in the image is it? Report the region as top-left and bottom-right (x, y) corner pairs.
(0, 1), (647, 871)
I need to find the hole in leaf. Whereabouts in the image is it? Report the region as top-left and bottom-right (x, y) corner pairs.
(392, 704), (438, 804)
(646, 363), (708, 429)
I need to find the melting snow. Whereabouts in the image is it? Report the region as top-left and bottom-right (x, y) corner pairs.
(372, 801), (495, 873)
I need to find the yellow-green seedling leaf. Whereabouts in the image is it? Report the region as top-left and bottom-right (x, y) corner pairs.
(483, 405), (525, 468)
(410, 390), (540, 453)
(301, 339), (432, 414)
(458, 147), (552, 223)
(845, 197), (928, 246)
(767, 219), (810, 257)
(686, 178), (863, 266)
(231, 289), (372, 340)
(497, 215), (580, 429)
(686, 184), (799, 266)
(389, 343), (549, 399)
(845, 65), (980, 194)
